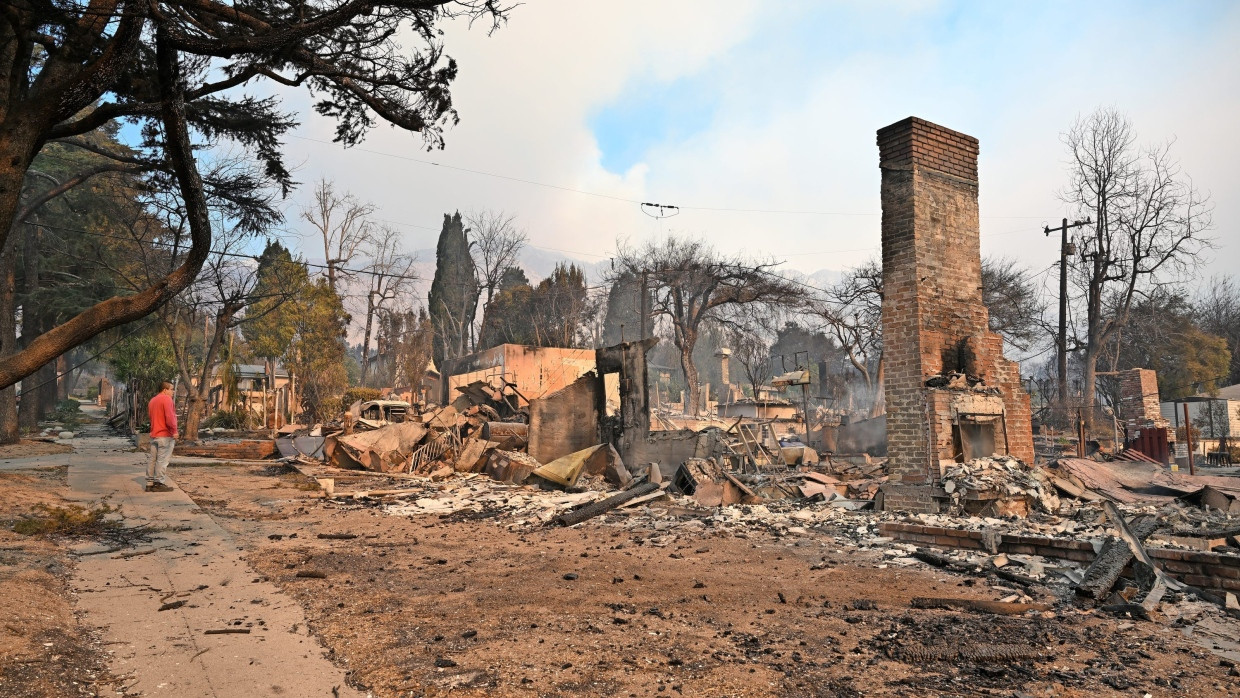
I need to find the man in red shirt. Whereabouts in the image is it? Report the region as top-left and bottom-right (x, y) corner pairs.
(147, 381), (178, 492)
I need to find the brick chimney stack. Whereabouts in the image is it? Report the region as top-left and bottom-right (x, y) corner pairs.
(876, 117), (1034, 513)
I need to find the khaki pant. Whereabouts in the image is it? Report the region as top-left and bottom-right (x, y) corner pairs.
(148, 437), (175, 486)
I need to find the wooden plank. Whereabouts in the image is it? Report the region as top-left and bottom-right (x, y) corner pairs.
(615, 489), (669, 509)
(723, 472), (755, 497)
(1046, 472), (1102, 501)
(1075, 514), (1159, 601)
(911, 597), (1052, 615)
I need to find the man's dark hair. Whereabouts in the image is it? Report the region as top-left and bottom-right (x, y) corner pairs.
(159, 381), (174, 392)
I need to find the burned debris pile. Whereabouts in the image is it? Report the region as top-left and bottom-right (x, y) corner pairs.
(940, 456), (1061, 516)
(251, 336), (1239, 642)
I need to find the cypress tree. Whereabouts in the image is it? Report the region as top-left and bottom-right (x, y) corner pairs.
(427, 212), (478, 367)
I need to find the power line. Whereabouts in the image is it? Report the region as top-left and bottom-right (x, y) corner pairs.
(287, 134), (1048, 221)
(18, 319), (159, 395)
(34, 221), (622, 292)
(37, 221), (432, 285)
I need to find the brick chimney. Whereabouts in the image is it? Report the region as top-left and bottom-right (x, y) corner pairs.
(876, 117), (1034, 513)
(715, 348), (731, 387)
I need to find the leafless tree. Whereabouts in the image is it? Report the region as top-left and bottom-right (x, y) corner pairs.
(374, 305), (434, 396)
(1195, 276), (1240, 386)
(359, 226), (416, 386)
(467, 209), (528, 310)
(302, 179), (376, 293)
(728, 328), (773, 400)
(84, 153), (290, 438)
(613, 235), (806, 415)
(812, 260), (885, 417)
(160, 227), (257, 440)
(1060, 107), (1213, 427)
(981, 257), (1048, 353)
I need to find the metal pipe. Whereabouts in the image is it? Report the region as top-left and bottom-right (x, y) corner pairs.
(1183, 402), (1195, 476)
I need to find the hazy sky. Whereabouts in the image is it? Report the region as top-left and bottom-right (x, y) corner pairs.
(275, 0), (1239, 287)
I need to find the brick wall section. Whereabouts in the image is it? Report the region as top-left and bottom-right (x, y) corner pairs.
(1118, 368), (1163, 426)
(881, 522), (1240, 593)
(176, 440), (276, 460)
(877, 117), (1034, 511)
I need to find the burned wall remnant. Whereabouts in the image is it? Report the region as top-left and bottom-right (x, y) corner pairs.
(527, 372), (603, 465)
(876, 117), (1034, 513)
(447, 344), (599, 404)
(596, 337), (658, 469)
(525, 337), (659, 469)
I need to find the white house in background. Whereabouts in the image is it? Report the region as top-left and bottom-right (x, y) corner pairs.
(208, 363), (290, 412)
(1159, 383), (1240, 454)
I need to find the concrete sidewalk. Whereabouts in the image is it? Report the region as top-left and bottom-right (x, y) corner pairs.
(63, 432), (363, 697)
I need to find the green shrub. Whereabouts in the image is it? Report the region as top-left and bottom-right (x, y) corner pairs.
(341, 387), (383, 407)
(203, 409), (248, 430)
(53, 399), (82, 430)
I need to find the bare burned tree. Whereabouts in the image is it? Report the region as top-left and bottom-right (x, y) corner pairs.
(303, 179), (376, 294)
(0, 0), (508, 389)
(94, 152), (291, 439)
(360, 226), (416, 386)
(728, 327), (773, 400)
(1195, 276), (1240, 386)
(161, 228), (267, 441)
(467, 209), (528, 309)
(981, 256), (1047, 353)
(812, 260), (885, 417)
(613, 236), (806, 415)
(1060, 108), (1212, 427)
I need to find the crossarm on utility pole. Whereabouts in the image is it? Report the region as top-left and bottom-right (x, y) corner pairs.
(1043, 217), (1092, 414)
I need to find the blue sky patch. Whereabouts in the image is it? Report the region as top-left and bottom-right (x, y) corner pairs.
(589, 76), (721, 174)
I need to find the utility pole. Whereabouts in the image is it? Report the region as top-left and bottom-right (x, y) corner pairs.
(1043, 217), (1092, 413)
(1183, 402), (1195, 476)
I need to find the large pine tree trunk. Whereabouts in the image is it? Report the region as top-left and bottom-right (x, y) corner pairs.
(0, 122), (41, 256)
(677, 328), (700, 415)
(360, 292), (376, 386)
(38, 340), (58, 415)
(870, 355), (886, 419)
(20, 359), (54, 430)
(17, 222), (42, 431)
(0, 238), (18, 443)
(1082, 346), (1099, 436)
(56, 355), (68, 401)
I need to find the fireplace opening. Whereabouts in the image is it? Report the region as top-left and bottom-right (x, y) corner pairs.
(954, 416), (1000, 462)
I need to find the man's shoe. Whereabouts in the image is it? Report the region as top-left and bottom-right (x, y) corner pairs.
(147, 483), (175, 492)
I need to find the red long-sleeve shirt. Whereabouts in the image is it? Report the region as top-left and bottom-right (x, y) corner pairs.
(149, 392), (177, 438)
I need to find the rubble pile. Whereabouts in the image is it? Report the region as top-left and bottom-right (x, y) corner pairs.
(820, 457), (888, 499)
(264, 349), (1240, 636)
(941, 455), (1060, 515)
(378, 476), (606, 526)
